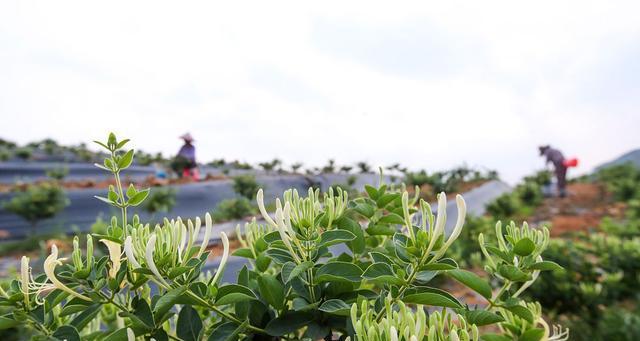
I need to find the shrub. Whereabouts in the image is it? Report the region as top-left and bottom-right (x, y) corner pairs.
(143, 187), (177, 215)
(45, 166), (69, 181)
(2, 181), (69, 235)
(596, 163), (640, 201)
(212, 197), (255, 221)
(232, 174), (261, 200)
(486, 192), (520, 219)
(0, 133), (569, 341)
(14, 147), (32, 160)
(516, 181), (543, 207)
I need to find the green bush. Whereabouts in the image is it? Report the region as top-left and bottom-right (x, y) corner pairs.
(596, 163), (640, 201)
(516, 181), (543, 207)
(14, 147), (32, 160)
(232, 174), (261, 200)
(486, 192), (520, 219)
(143, 187), (177, 214)
(46, 166), (69, 181)
(212, 197), (255, 221)
(2, 182), (69, 235)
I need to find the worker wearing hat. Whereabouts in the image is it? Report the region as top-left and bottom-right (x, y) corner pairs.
(539, 145), (567, 197)
(175, 133), (199, 180)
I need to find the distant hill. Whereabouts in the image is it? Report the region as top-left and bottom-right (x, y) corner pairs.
(594, 149), (640, 172)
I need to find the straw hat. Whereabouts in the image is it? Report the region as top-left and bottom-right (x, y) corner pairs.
(180, 133), (194, 142)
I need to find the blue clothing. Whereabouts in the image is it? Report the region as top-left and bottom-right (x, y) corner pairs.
(177, 143), (196, 164)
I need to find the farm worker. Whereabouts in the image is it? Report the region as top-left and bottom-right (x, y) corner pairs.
(538, 145), (574, 197)
(175, 133), (199, 180)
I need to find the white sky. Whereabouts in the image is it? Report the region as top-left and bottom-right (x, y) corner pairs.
(1, 1), (639, 183)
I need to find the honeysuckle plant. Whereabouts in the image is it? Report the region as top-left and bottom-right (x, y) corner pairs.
(0, 134), (568, 341)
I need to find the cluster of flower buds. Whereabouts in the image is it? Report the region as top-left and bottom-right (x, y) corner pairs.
(400, 191), (467, 263)
(236, 218), (275, 259)
(349, 296), (478, 341)
(124, 213), (229, 288)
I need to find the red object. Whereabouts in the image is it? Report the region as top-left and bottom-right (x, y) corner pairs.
(563, 158), (579, 168)
(182, 168), (201, 180)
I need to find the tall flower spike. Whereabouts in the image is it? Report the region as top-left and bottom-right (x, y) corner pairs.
(42, 245), (91, 302)
(100, 239), (122, 278)
(211, 232), (229, 286)
(425, 192), (447, 255)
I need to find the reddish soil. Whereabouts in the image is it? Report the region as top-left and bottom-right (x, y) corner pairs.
(530, 182), (626, 237)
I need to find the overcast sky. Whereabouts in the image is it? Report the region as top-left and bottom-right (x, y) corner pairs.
(1, 1), (639, 183)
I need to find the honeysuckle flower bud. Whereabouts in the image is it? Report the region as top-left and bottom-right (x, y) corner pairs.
(389, 327), (398, 341)
(20, 256), (30, 306)
(100, 239), (122, 278)
(401, 192), (416, 241)
(145, 235), (170, 288)
(127, 328), (135, 341)
(43, 245), (91, 302)
(124, 236), (141, 269)
(211, 232), (229, 286)
(257, 189), (277, 227)
(198, 213), (213, 257)
(433, 194), (467, 260)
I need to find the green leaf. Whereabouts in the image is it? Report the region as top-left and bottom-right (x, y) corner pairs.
(421, 258), (458, 271)
(505, 305), (534, 324)
(318, 230), (356, 248)
(376, 193), (399, 208)
(286, 261), (314, 283)
(231, 248), (254, 259)
(364, 185), (378, 199)
(481, 334), (512, 341)
(177, 306), (203, 341)
(519, 328), (545, 341)
(528, 261), (563, 272)
(513, 238), (536, 257)
(0, 315), (19, 330)
(215, 284), (257, 305)
(117, 149), (134, 169)
(403, 287), (463, 309)
(104, 327), (132, 341)
(463, 310), (504, 326)
(315, 262), (363, 283)
(265, 311), (314, 336)
(366, 224), (397, 236)
(318, 299), (351, 316)
(378, 213), (405, 225)
(126, 183), (137, 198)
(153, 287), (186, 318)
(115, 139), (130, 149)
(60, 304), (88, 317)
(353, 203), (375, 218)
(498, 264), (531, 282)
(127, 188), (149, 206)
(70, 304), (102, 331)
(208, 321), (248, 341)
(258, 275), (285, 310)
(52, 325), (80, 341)
(132, 298), (155, 329)
(335, 217), (365, 254)
(447, 269), (492, 299)
(94, 195), (116, 206)
(362, 263), (404, 285)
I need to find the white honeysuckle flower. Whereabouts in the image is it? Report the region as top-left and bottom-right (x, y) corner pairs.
(211, 232), (229, 286)
(198, 213), (213, 257)
(433, 194), (467, 260)
(20, 256), (30, 306)
(124, 236), (141, 269)
(450, 330), (460, 341)
(424, 192), (447, 256)
(35, 244), (92, 302)
(409, 336), (418, 341)
(100, 239), (122, 279)
(145, 235), (170, 288)
(514, 255), (542, 297)
(257, 189), (277, 227)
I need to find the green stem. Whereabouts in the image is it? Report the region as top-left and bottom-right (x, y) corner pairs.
(184, 290), (267, 334)
(488, 281), (512, 309)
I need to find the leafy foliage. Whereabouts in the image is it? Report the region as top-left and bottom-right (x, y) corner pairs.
(212, 198), (255, 221)
(2, 181), (68, 234)
(0, 134), (568, 341)
(232, 175), (261, 200)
